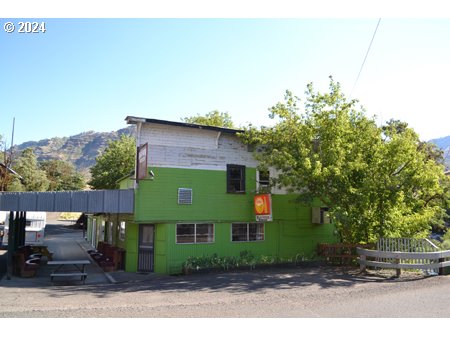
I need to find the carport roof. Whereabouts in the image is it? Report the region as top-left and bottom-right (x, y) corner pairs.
(0, 189), (134, 213)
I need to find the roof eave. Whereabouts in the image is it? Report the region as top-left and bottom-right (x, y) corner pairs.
(125, 116), (242, 134)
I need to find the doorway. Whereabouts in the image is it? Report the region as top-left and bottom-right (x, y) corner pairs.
(138, 224), (155, 272)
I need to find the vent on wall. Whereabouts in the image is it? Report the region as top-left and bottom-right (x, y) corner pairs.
(178, 188), (193, 205)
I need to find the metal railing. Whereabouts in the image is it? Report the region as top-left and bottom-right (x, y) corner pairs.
(376, 237), (440, 275)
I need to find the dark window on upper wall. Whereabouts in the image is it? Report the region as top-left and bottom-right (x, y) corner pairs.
(227, 164), (246, 193)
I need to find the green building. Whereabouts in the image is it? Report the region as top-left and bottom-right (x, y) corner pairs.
(87, 116), (337, 275)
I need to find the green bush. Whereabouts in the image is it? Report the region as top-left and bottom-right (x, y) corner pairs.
(182, 251), (304, 273)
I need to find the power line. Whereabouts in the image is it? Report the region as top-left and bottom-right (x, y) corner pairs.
(350, 18), (381, 99)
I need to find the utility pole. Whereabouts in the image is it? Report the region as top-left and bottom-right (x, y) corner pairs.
(4, 118), (16, 280)
(1, 118), (16, 191)
(9, 117), (15, 167)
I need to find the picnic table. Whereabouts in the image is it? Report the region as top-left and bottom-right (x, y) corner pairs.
(48, 259), (90, 284)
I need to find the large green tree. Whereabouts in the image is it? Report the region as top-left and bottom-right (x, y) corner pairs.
(243, 77), (449, 243)
(89, 135), (136, 190)
(10, 148), (49, 191)
(40, 160), (85, 191)
(182, 110), (235, 128)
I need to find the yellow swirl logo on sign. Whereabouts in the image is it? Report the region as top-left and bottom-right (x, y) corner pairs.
(254, 194), (271, 215)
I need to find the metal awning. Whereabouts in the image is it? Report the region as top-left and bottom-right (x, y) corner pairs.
(0, 189), (134, 213)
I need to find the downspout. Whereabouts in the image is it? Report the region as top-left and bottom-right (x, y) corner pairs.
(215, 131), (221, 149)
(134, 122), (142, 190)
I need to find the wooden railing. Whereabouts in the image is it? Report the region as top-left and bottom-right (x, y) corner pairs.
(357, 247), (450, 276)
(317, 243), (375, 265)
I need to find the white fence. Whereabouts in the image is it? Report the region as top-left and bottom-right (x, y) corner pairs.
(376, 237), (440, 275)
(357, 247), (450, 277)
(377, 237), (439, 253)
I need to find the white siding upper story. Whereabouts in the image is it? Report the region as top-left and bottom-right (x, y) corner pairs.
(137, 122), (258, 170)
(134, 120), (288, 194)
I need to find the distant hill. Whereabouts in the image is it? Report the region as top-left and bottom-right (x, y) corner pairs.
(429, 135), (450, 170)
(13, 126), (135, 177)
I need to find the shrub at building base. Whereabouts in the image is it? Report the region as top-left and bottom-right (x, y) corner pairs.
(181, 250), (319, 275)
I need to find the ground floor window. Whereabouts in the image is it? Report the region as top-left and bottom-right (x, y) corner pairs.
(100, 221), (106, 242)
(119, 221), (126, 241)
(107, 222), (113, 244)
(232, 223), (264, 242)
(176, 223), (214, 244)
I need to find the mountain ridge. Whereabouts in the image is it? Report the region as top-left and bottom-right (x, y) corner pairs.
(430, 135), (450, 170)
(13, 126), (135, 177)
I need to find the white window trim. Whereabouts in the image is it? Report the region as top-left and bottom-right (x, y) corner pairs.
(176, 223), (215, 244)
(231, 222), (265, 242)
(256, 170), (270, 192)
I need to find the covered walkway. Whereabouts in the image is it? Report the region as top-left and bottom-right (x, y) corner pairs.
(0, 189), (134, 281)
(0, 189), (134, 213)
(0, 219), (161, 286)
(0, 221), (109, 286)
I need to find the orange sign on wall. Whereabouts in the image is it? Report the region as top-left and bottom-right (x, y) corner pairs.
(254, 194), (272, 221)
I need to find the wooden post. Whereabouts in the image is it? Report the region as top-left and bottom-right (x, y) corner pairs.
(360, 254), (366, 273)
(395, 258), (401, 277)
(439, 258), (445, 275)
(6, 211), (15, 280)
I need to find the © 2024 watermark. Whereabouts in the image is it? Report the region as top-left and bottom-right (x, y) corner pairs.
(3, 21), (46, 34)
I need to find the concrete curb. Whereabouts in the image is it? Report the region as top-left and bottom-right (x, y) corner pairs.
(75, 239), (117, 284)
(103, 272), (117, 284)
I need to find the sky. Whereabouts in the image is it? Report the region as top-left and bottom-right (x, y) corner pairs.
(1, 1), (450, 148)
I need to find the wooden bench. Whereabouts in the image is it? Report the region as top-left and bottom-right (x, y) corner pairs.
(50, 272), (88, 284)
(317, 243), (375, 265)
(48, 260), (90, 284)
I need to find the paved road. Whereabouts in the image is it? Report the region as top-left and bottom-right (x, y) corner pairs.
(1, 223), (450, 318)
(2, 262), (450, 318)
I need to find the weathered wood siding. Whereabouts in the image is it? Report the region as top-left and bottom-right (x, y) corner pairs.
(138, 123), (258, 170)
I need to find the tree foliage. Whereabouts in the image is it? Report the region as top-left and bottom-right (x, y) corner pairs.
(0, 134), (15, 191)
(242, 77), (449, 243)
(40, 160), (85, 191)
(182, 110), (235, 128)
(10, 148), (49, 191)
(2, 143), (85, 192)
(89, 135), (136, 190)
(0, 134), (8, 191)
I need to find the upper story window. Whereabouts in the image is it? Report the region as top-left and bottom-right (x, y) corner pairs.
(227, 164), (246, 193)
(257, 170), (270, 192)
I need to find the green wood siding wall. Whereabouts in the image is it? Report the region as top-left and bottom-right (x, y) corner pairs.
(125, 222), (139, 272)
(130, 167), (337, 274)
(135, 167), (256, 223)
